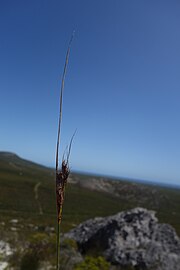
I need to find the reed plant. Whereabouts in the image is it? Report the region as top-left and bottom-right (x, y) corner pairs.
(55, 33), (74, 270)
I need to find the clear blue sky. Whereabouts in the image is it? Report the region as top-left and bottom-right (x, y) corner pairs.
(0, 0), (180, 185)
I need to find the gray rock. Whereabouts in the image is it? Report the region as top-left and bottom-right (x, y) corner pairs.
(65, 208), (180, 270)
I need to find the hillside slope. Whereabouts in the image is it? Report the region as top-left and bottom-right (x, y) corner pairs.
(0, 152), (180, 237)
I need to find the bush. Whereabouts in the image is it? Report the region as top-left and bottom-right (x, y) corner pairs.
(74, 256), (110, 270)
(20, 251), (39, 270)
(61, 238), (78, 250)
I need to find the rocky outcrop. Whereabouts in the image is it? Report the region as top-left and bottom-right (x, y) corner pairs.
(65, 208), (180, 270)
(0, 240), (12, 270)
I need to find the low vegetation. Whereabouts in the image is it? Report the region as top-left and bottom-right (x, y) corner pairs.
(0, 152), (180, 269)
(74, 256), (110, 270)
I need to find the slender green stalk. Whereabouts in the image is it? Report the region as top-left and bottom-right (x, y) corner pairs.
(55, 32), (74, 270)
(56, 32), (74, 172)
(56, 222), (60, 270)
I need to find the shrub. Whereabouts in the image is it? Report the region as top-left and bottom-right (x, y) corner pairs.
(20, 251), (39, 270)
(61, 238), (78, 250)
(74, 256), (110, 270)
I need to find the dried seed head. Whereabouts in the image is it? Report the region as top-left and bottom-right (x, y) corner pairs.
(56, 157), (70, 223)
(55, 33), (75, 224)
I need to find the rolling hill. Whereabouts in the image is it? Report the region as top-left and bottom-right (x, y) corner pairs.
(0, 151), (180, 237)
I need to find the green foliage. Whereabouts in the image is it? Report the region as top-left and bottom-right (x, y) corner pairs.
(0, 151), (180, 269)
(53, 238), (79, 270)
(0, 152), (180, 236)
(8, 249), (22, 269)
(29, 232), (48, 244)
(29, 232), (56, 261)
(61, 238), (78, 250)
(20, 251), (39, 270)
(8, 232), (57, 269)
(74, 256), (110, 270)
(1, 153), (179, 270)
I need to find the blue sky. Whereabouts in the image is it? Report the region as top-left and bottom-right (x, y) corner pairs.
(0, 0), (180, 185)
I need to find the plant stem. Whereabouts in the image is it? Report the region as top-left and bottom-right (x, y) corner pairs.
(56, 221), (60, 270)
(55, 32), (74, 270)
(57, 204), (63, 270)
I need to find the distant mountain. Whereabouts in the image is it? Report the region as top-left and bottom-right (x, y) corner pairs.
(0, 151), (51, 171)
(0, 151), (18, 157)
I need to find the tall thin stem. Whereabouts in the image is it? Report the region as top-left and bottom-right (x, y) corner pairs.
(55, 32), (74, 270)
(56, 32), (74, 171)
(56, 222), (60, 270)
